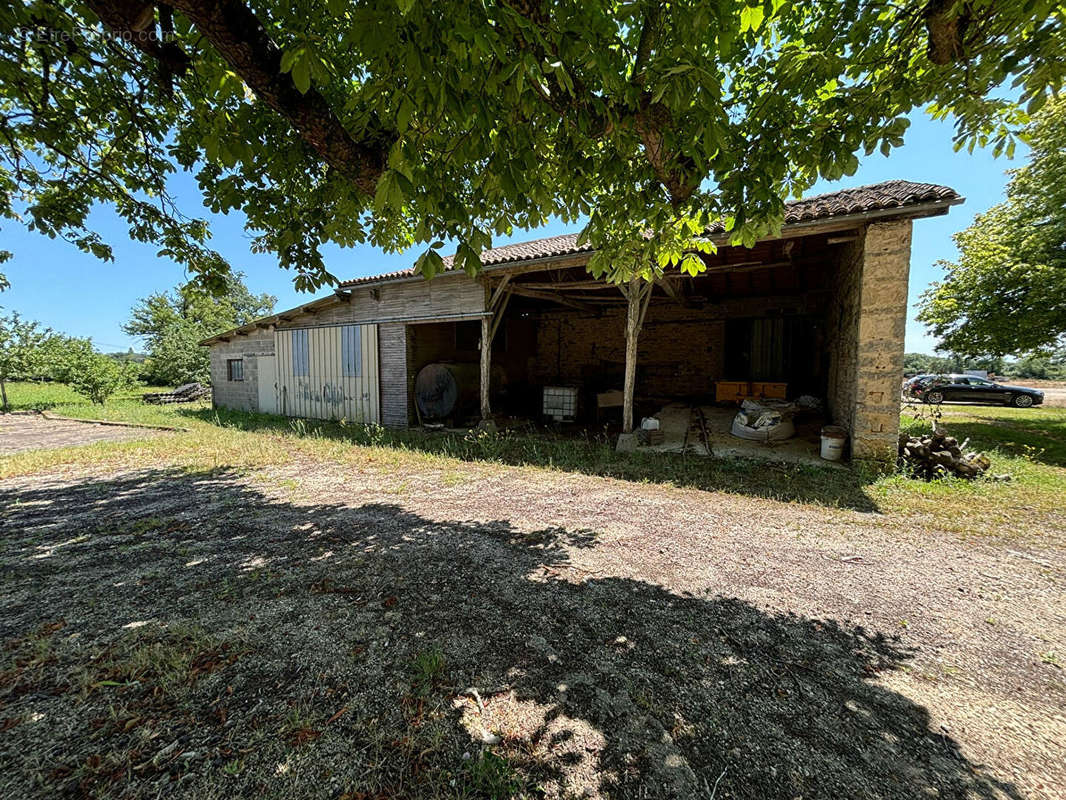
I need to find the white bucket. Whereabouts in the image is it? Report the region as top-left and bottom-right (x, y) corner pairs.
(820, 425), (847, 461)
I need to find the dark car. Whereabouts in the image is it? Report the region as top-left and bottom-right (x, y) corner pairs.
(905, 373), (1044, 408)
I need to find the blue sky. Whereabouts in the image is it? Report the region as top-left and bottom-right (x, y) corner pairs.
(2, 111), (1020, 354)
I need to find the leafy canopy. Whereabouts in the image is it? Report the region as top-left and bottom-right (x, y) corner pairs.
(1, 1), (1062, 289)
(0, 310), (53, 408)
(51, 337), (137, 404)
(125, 273), (275, 385)
(918, 96), (1066, 357)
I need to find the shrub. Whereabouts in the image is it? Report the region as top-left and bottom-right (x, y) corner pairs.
(52, 338), (136, 405)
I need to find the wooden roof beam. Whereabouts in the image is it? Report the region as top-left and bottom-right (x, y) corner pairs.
(509, 285), (594, 312)
(658, 276), (696, 307)
(515, 279), (616, 291)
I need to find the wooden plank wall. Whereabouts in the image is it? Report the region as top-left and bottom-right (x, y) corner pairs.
(276, 273), (485, 330)
(378, 323), (408, 427)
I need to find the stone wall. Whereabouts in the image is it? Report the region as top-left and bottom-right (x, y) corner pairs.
(208, 328), (275, 413)
(851, 221), (913, 461)
(824, 221), (913, 461)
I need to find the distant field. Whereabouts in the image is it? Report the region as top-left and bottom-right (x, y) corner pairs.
(3, 381), (88, 410)
(1, 381), (193, 423)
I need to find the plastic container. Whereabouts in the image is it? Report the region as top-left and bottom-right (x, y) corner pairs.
(543, 386), (579, 421)
(820, 425), (847, 461)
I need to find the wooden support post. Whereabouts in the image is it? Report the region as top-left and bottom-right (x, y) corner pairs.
(620, 278), (653, 433)
(480, 314), (492, 420)
(479, 282), (513, 421)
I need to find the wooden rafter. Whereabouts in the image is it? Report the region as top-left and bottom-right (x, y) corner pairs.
(487, 274), (512, 310)
(658, 275), (694, 307)
(517, 279), (615, 290)
(489, 289), (512, 343)
(509, 285), (594, 312)
(479, 278), (515, 421)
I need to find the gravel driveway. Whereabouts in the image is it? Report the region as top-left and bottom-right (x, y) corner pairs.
(0, 413), (168, 455)
(1, 458), (1062, 799)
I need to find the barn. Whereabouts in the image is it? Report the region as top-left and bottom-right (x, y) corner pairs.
(201, 180), (961, 462)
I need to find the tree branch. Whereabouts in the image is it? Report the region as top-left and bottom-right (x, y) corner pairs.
(87, 0), (389, 196)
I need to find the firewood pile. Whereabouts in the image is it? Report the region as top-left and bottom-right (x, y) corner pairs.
(142, 382), (210, 405)
(898, 429), (990, 479)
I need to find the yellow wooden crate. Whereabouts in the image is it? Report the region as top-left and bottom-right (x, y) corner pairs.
(715, 380), (750, 403)
(750, 381), (788, 399)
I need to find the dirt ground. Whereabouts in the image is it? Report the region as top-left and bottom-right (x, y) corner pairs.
(1, 454), (1063, 799)
(1000, 380), (1066, 408)
(0, 413), (167, 454)
(1038, 386), (1066, 408)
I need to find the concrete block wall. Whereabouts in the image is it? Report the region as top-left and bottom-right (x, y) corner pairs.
(208, 329), (275, 413)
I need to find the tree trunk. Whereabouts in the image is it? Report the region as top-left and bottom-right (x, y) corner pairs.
(480, 315), (492, 420)
(0, 379), (7, 412)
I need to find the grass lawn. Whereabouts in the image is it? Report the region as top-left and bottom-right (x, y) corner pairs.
(2, 380), (1065, 537)
(1, 382), (1064, 799)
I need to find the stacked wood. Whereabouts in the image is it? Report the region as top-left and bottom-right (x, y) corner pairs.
(142, 382), (210, 405)
(898, 429), (991, 479)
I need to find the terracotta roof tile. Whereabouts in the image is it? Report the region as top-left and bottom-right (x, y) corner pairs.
(338, 180), (959, 287)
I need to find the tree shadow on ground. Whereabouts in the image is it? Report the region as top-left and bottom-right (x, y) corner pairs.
(178, 407), (881, 512)
(0, 468), (1017, 799)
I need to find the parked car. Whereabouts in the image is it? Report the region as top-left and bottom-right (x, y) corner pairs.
(904, 373), (1044, 407)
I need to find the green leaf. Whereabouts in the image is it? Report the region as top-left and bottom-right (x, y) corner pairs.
(279, 48), (299, 74)
(291, 58), (312, 94)
(740, 5), (765, 33)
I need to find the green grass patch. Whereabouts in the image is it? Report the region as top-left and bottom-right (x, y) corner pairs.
(3, 381), (87, 410)
(3, 380), (184, 421)
(410, 647), (448, 698)
(4, 382), (1065, 538)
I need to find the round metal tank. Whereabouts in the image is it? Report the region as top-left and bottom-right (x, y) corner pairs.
(414, 362), (479, 420)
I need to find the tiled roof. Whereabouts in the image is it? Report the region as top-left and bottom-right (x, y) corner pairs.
(764, 180), (959, 227)
(335, 179), (959, 288)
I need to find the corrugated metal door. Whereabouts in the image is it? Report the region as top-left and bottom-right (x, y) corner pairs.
(275, 324), (380, 423)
